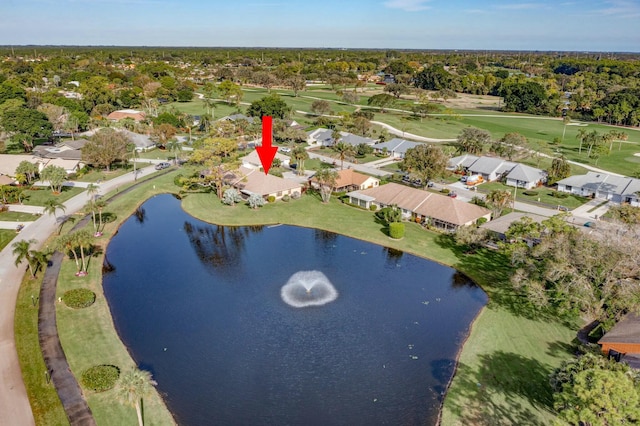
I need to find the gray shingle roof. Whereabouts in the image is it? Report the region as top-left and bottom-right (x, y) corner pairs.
(469, 157), (515, 176)
(557, 172), (640, 196)
(506, 164), (546, 183)
(308, 128), (375, 146)
(374, 138), (423, 155)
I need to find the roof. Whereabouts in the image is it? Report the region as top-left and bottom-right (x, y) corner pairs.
(374, 138), (423, 155)
(106, 109), (146, 121)
(506, 164), (547, 183)
(350, 182), (491, 226)
(32, 145), (82, 161)
(557, 172), (640, 196)
(220, 113), (255, 123)
(116, 129), (156, 149)
(480, 212), (548, 235)
(0, 175), (15, 185)
(241, 149), (290, 168)
(0, 154), (43, 177)
(226, 166), (302, 197)
(599, 313), (640, 346)
(448, 154), (480, 169)
(307, 128), (375, 146)
(44, 158), (81, 171)
(468, 156), (515, 176)
(61, 139), (89, 150)
(312, 169), (378, 189)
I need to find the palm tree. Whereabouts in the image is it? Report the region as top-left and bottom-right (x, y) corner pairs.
(94, 199), (107, 236)
(115, 368), (157, 426)
(331, 129), (342, 147)
(86, 183), (99, 202)
(332, 142), (355, 170)
(314, 169), (339, 203)
(84, 200), (98, 235)
(292, 146), (309, 176)
(73, 229), (93, 276)
(576, 128), (587, 155)
(43, 199), (66, 220)
(486, 189), (513, 218)
(12, 239), (38, 277)
(56, 234), (80, 274)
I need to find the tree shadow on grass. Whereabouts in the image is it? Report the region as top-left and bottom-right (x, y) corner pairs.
(433, 233), (576, 328)
(444, 351), (555, 426)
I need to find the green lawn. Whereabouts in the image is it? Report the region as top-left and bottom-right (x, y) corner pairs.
(0, 211), (39, 222)
(15, 271), (68, 426)
(478, 182), (590, 210)
(22, 186), (84, 206)
(18, 165), (577, 425)
(0, 229), (17, 251)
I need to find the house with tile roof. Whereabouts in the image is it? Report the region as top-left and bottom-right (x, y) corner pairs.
(241, 149), (290, 170)
(107, 109), (146, 122)
(310, 169), (379, 192)
(225, 166), (302, 200)
(347, 182), (491, 230)
(556, 172), (640, 206)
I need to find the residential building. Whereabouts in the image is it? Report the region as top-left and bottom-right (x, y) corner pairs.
(373, 138), (424, 159)
(505, 164), (547, 189)
(347, 182), (491, 230)
(225, 166), (302, 200)
(599, 313), (640, 369)
(449, 155), (546, 189)
(106, 109), (146, 122)
(241, 149), (290, 170)
(556, 172), (640, 206)
(310, 169), (379, 192)
(307, 128), (376, 147)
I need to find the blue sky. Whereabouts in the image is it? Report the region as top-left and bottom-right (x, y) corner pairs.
(1, 0), (639, 51)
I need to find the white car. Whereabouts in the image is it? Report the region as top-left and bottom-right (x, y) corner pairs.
(279, 147), (291, 153)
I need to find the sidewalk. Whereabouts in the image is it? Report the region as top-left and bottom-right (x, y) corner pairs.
(0, 164), (158, 425)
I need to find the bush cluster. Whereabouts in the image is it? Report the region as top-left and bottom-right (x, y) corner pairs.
(551, 191), (569, 199)
(267, 195), (276, 203)
(522, 190), (538, 196)
(81, 365), (120, 392)
(62, 288), (96, 309)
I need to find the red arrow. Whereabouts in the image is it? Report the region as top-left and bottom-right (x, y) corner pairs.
(256, 115), (278, 175)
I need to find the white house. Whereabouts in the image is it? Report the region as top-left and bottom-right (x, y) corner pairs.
(556, 172), (640, 206)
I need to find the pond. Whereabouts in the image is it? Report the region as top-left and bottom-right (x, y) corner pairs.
(103, 194), (487, 425)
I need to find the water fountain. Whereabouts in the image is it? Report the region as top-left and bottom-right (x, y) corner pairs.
(280, 270), (338, 308)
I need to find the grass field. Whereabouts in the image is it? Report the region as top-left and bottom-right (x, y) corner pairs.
(175, 85), (640, 177)
(0, 228), (17, 251)
(0, 211), (39, 222)
(478, 181), (590, 210)
(21, 186), (84, 206)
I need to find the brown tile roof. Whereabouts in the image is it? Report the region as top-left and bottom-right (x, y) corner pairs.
(356, 182), (491, 226)
(599, 313), (640, 345)
(334, 169), (370, 188)
(226, 166), (301, 197)
(106, 110), (146, 121)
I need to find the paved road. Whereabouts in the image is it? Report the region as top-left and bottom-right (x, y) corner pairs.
(0, 165), (157, 426)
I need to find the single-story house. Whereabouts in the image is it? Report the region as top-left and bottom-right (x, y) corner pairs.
(219, 113), (255, 124)
(117, 129), (156, 151)
(0, 174), (16, 185)
(449, 155), (545, 189)
(43, 158), (82, 174)
(310, 169), (379, 192)
(307, 128), (375, 147)
(373, 138), (424, 159)
(480, 212), (548, 240)
(599, 313), (640, 369)
(107, 109), (146, 122)
(556, 172), (640, 206)
(225, 166), (302, 200)
(505, 164), (547, 189)
(347, 182), (491, 230)
(241, 149), (290, 170)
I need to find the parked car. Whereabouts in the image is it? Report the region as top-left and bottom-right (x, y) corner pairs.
(448, 191), (457, 198)
(460, 176), (467, 182)
(583, 221), (596, 228)
(427, 181), (435, 188)
(155, 162), (171, 170)
(279, 147), (291, 153)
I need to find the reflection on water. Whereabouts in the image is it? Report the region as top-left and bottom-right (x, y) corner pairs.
(103, 194), (487, 426)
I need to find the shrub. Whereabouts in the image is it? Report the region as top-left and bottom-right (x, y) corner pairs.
(476, 217), (488, 226)
(222, 188), (243, 206)
(369, 204), (377, 211)
(81, 365), (120, 392)
(282, 194), (290, 202)
(173, 174), (184, 187)
(440, 188), (450, 194)
(62, 288), (96, 309)
(247, 193), (265, 209)
(389, 222), (405, 239)
(291, 192), (301, 200)
(267, 195), (276, 203)
(551, 191), (569, 198)
(522, 190), (538, 196)
(67, 173), (77, 180)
